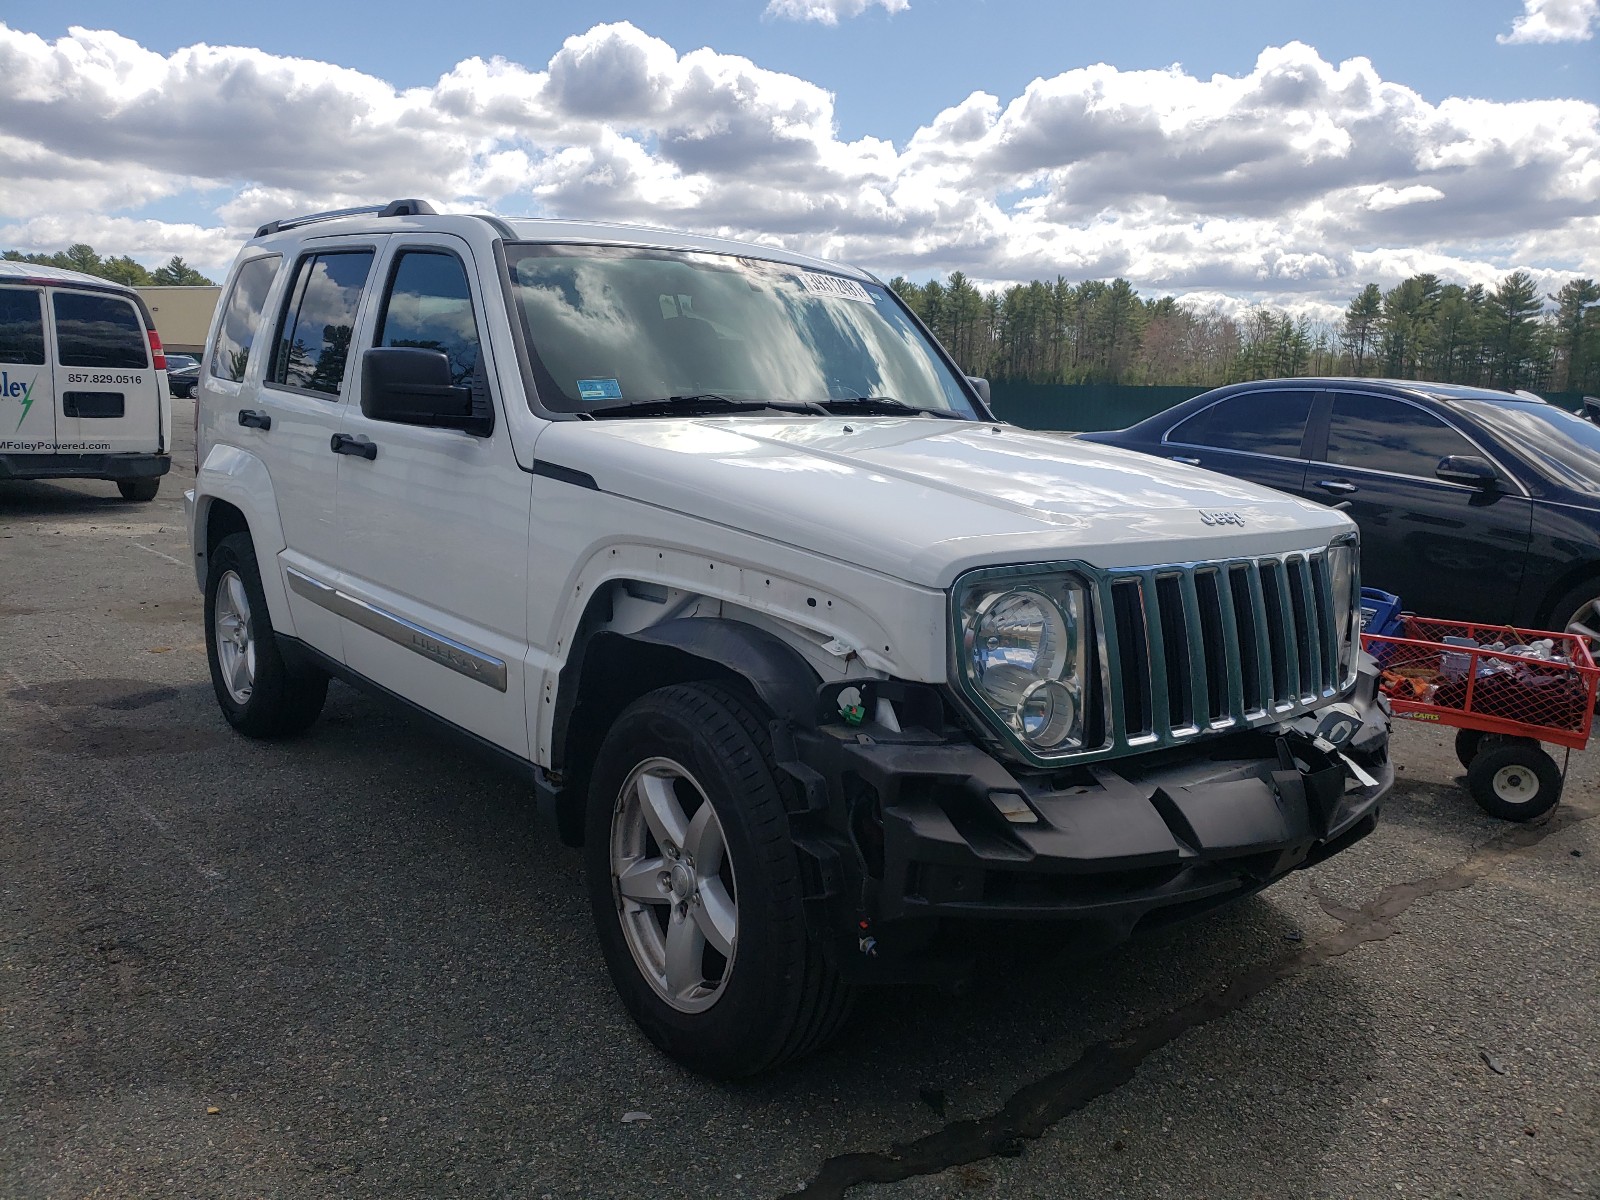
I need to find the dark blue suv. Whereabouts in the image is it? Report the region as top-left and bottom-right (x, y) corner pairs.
(1080, 379), (1600, 643)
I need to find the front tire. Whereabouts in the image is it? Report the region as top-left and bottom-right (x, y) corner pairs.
(117, 478), (160, 502)
(1466, 741), (1562, 821)
(584, 682), (853, 1078)
(1550, 579), (1600, 662)
(204, 532), (328, 738)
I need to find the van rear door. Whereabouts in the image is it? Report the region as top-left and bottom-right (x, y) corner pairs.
(48, 287), (166, 455)
(0, 286), (55, 453)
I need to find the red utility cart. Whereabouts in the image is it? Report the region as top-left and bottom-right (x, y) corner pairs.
(1362, 616), (1598, 821)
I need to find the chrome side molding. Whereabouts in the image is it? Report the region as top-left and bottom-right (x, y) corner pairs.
(286, 566), (508, 692)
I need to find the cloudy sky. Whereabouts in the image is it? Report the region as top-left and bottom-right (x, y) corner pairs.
(1, 0), (1596, 314)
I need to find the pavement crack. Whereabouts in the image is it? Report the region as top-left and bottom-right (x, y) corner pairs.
(782, 802), (1598, 1200)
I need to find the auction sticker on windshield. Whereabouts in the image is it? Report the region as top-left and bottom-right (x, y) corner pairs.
(800, 273), (872, 303)
(577, 378), (624, 402)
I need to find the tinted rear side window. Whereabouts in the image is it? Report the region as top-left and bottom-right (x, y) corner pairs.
(0, 288), (45, 364)
(1326, 393), (1476, 478)
(53, 291), (147, 369)
(271, 251), (374, 396)
(1168, 390), (1314, 457)
(211, 255), (280, 383)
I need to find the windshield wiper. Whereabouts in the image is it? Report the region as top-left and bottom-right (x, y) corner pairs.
(818, 395), (966, 419)
(588, 394), (828, 419)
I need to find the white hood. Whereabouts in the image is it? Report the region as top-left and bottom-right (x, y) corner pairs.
(534, 417), (1353, 588)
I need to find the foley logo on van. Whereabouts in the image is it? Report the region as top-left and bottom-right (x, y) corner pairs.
(2, 369), (38, 431)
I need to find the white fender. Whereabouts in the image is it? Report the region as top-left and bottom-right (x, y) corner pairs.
(192, 443), (294, 635)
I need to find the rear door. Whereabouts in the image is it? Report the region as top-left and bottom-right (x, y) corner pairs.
(49, 287), (164, 455)
(1159, 387), (1316, 496)
(0, 286), (53, 453)
(254, 241), (384, 660)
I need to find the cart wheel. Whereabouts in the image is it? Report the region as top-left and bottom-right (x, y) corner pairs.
(1453, 728), (1485, 770)
(1466, 743), (1562, 822)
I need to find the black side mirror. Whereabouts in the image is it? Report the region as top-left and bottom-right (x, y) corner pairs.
(966, 376), (991, 406)
(361, 347), (490, 436)
(1583, 396), (1600, 425)
(1436, 454), (1499, 489)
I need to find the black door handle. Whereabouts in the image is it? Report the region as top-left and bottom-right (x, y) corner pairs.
(330, 432), (378, 460)
(237, 409), (272, 430)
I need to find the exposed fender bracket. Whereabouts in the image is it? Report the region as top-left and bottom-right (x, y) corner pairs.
(625, 617), (819, 724)
(547, 617), (824, 846)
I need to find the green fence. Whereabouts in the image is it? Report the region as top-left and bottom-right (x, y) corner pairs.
(989, 383), (1598, 432)
(988, 384), (1207, 432)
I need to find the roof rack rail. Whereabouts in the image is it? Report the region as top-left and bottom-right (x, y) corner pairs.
(255, 198), (437, 239)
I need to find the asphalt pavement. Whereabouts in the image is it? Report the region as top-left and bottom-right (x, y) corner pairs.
(2, 399), (1596, 1199)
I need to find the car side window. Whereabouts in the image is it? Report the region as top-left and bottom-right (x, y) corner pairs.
(270, 250), (375, 397)
(1326, 393), (1477, 479)
(1168, 390), (1313, 458)
(210, 255), (281, 383)
(0, 288), (45, 364)
(375, 251), (480, 386)
(52, 292), (147, 369)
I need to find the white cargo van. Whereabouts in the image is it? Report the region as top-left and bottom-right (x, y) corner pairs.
(0, 262), (172, 501)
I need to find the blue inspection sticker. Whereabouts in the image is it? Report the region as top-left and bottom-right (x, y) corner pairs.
(577, 378), (623, 402)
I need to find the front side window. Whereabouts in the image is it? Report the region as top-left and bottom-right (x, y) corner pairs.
(0, 288), (45, 364)
(505, 244), (976, 417)
(53, 291), (146, 369)
(210, 255), (280, 383)
(1326, 393), (1476, 478)
(271, 250), (374, 396)
(1168, 390), (1313, 457)
(376, 251), (480, 386)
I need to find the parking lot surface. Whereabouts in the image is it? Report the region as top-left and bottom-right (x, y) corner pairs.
(3, 400), (1597, 1199)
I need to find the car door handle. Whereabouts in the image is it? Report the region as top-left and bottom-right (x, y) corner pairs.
(1169, 455), (1201, 466)
(330, 433), (378, 460)
(1316, 479), (1357, 494)
(237, 409), (272, 430)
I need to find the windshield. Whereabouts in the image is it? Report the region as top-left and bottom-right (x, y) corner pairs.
(1458, 400), (1600, 497)
(505, 244), (977, 418)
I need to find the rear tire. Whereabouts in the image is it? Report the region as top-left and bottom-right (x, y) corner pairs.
(204, 532), (328, 738)
(584, 682), (853, 1078)
(117, 478), (160, 502)
(1466, 742), (1562, 822)
(1453, 727), (1484, 770)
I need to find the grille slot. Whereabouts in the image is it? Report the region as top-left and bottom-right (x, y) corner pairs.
(1101, 549), (1348, 748)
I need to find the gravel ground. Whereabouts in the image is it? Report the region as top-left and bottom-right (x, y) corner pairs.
(2, 401), (1596, 1199)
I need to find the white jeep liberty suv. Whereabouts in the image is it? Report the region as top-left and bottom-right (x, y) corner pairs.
(185, 200), (1391, 1077)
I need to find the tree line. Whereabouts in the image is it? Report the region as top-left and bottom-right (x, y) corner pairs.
(4, 243), (214, 287)
(887, 270), (1600, 396)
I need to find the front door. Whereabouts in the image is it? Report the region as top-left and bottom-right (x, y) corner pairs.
(331, 238), (533, 755)
(0, 286), (53, 453)
(1310, 390), (1532, 624)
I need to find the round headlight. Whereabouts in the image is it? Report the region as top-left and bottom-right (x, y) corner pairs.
(970, 588), (1068, 708)
(1017, 678), (1079, 748)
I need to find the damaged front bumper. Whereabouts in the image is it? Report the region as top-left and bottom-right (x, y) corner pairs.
(777, 663), (1392, 983)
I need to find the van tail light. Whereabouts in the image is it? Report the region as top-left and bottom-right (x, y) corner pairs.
(147, 328), (166, 371)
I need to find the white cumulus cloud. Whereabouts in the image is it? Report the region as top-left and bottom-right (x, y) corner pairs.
(1498, 0), (1597, 43)
(764, 0), (910, 25)
(0, 21), (1594, 310)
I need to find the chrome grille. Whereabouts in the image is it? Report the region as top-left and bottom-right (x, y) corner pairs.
(1100, 549), (1347, 748)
